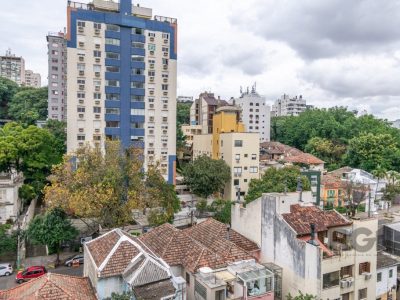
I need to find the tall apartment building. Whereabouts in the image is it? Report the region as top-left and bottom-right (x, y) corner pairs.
(232, 86), (271, 142)
(66, 0), (177, 183)
(24, 70), (41, 88)
(47, 31), (67, 120)
(190, 92), (229, 134)
(0, 49), (25, 85)
(193, 106), (260, 200)
(271, 94), (307, 116)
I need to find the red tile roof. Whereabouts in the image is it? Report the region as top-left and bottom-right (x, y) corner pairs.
(0, 273), (97, 300)
(283, 153), (324, 165)
(139, 218), (259, 273)
(86, 230), (120, 267)
(282, 204), (352, 236)
(322, 174), (344, 189)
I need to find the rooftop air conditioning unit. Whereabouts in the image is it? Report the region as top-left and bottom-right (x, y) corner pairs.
(163, 52), (168, 57)
(163, 39), (168, 44)
(79, 71), (85, 76)
(346, 278), (353, 287)
(78, 26), (84, 33)
(149, 63), (155, 69)
(95, 129), (100, 133)
(163, 78), (168, 83)
(95, 29), (100, 35)
(150, 51), (154, 56)
(79, 56), (84, 62)
(149, 37), (154, 42)
(163, 64), (168, 70)
(95, 44), (100, 49)
(95, 86), (100, 92)
(149, 76), (154, 82)
(95, 58), (100, 63)
(363, 273), (372, 280)
(79, 85), (85, 90)
(163, 91), (168, 96)
(95, 72), (100, 77)
(340, 280), (347, 289)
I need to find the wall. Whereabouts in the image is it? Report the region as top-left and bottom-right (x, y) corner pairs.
(376, 266), (397, 299)
(231, 199), (262, 246)
(193, 134), (212, 158)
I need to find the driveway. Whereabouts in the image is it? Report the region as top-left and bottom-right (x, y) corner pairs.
(0, 265), (83, 290)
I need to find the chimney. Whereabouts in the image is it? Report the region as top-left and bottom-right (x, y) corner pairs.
(307, 223), (320, 246)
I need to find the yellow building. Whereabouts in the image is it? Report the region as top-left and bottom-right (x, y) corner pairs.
(193, 106), (260, 200)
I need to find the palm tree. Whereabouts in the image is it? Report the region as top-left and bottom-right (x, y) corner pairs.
(386, 170), (400, 186)
(372, 165), (387, 203)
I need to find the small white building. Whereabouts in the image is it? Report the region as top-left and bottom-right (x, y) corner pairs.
(0, 170), (23, 224)
(271, 94), (307, 116)
(376, 251), (399, 300)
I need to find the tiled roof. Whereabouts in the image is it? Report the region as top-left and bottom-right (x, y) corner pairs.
(133, 279), (176, 300)
(85, 228), (171, 283)
(322, 174), (344, 189)
(284, 153), (324, 165)
(282, 204), (352, 236)
(329, 166), (354, 178)
(139, 218), (259, 272)
(0, 273), (97, 300)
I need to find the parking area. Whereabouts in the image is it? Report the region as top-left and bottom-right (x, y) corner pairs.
(0, 265), (83, 290)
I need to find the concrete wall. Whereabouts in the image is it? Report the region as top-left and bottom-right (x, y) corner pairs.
(376, 266), (397, 299)
(231, 199), (262, 246)
(193, 134), (212, 158)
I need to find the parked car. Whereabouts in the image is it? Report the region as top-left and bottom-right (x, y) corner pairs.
(16, 266), (47, 284)
(64, 254), (84, 267)
(0, 263), (13, 276)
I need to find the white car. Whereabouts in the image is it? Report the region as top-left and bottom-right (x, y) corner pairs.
(0, 263), (13, 276)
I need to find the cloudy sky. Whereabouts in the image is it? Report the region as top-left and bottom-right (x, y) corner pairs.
(2, 0), (400, 120)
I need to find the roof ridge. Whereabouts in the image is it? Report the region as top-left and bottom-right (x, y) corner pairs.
(35, 274), (76, 299)
(85, 228), (116, 245)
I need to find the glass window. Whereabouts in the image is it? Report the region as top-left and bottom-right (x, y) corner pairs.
(93, 107), (101, 113)
(77, 21), (85, 27)
(131, 55), (144, 62)
(94, 23), (101, 30)
(106, 24), (120, 32)
(358, 288), (367, 300)
(162, 84), (168, 90)
(106, 108), (120, 114)
(93, 65), (101, 72)
(234, 140), (243, 147)
(131, 122), (144, 128)
(252, 154), (257, 160)
(132, 42), (144, 49)
(322, 271), (340, 289)
(106, 121), (119, 128)
(106, 66), (119, 73)
(106, 93), (119, 100)
(77, 63), (85, 71)
(77, 107), (85, 113)
(235, 154), (240, 160)
(359, 262), (370, 275)
(131, 109), (145, 115)
(215, 290), (225, 300)
(131, 95), (144, 102)
(93, 93), (101, 99)
(131, 82), (144, 89)
(106, 80), (119, 87)
(77, 135), (85, 141)
(377, 272), (382, 282)
(105, 38), (120, 46)
(93, 50), (101, 57)
(132, 68), (144, 75)
(148, 44), (156, 51)
(250, 166), (258, 173)
(389, 269), (393, 278)
(132, 27), (143, 35)
(106, 52), (120, 60)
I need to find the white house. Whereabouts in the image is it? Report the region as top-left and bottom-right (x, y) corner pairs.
(0, 170), (23, 224)
(376, 251), (399, 300)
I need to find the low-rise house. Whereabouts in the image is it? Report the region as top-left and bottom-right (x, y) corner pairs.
(0, 170), (23, 224)
(376, 251), (399, 300)
(321, 174), (345, 207)
(139, 218), (278, 300)
(0, 273), (97, 300)
(232, 192), (378, 300)
(84, 228), (185, 299)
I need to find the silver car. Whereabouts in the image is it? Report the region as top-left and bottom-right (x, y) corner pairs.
(0, 263), (13, 276)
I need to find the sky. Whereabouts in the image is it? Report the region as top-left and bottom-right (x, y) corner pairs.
(1, 0), (400, 120)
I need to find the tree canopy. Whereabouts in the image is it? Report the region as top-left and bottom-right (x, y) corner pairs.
(0, 224), (17, 257)
(0, 76), (19, 119)
(177, 102), (191, 125)
(271, 107), (400, 172)
(245, 166), (310, 203)
(8, 87), (48, 125)
(182, 155), (231, 198)
(0, 122), (64, 198)
(44, 141), (180, 227)
(27, 208), (78, 264)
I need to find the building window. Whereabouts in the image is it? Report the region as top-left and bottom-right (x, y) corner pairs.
(215, 290), (225, 300)
(93, 93), (101, 99)
(148, 32), (155, 37)
(234, 140), (243, 147)
(77, 92), (85, 98)
(251, 154), (257, 160)
(235, 154), (240, 160)
(51, 74), (58, 79)
(77, 63), (85, 71)
(162, 84), (168, 91)
(106, 24), (120, 32)
(340, 265), (353, 278)
(377, 272), (382, 282)
(130, 122), (143, 128)
(162, 33), (169, 39)
(132, 42), (144, 49)
(358, 288), (367, 300)
(322, 271), (340, 289)
(93, 50), (101, 57)
(389, 269), (393, 278)
(94, 23), (101, 30)
(234, 167), (242, 176)
(105, 80), (119, 87)
(250, 167), (258, 173)
(77, 135), (85, 141)
(106, 93), (119, 101)
(77, 21), (85, 27)
(106, 52), (120, 60)
(132, 68), (144, 75)
(105, 38), (120, 46)
(148, 70), (155, 76)
(148, 44), (156, 51)
(106, 66), (119, 73)
(131, 55), (144, 62)
(162, 58), (169, 65)
(132, 27), (143, 35)
(359, 262), (370, 275)
(93, 107), (101, 113)
(131, 95), (144, 102)
(131, 82), (144, 89)
(186, 273), (190, 285)
(77, 107), (85, 113)
(131, 109), (145, 116)
(106, 121), (119, 128)
(106, 108), (120, 114)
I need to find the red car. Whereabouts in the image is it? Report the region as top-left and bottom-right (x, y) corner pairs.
(16, 266), (47, 284)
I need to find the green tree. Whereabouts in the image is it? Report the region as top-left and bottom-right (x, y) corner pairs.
(44, 120), (66, 155)
(304, 137), (346, 171)
(182, 155), (231, 198)
(346, 133), (399, 172)
(286, 291), (317, 300)
(8, 87), (48, 124)
(177, 102), (191, 125)
(245, 166), (310, 203)
(209, 199), (232, 224)
(0, 224), (17, 257)
(176, 125), (186, 150)
(372, 165), (388, 202)
(0, 77), (19, 119)
(105, 291), (134, 300)
(27, 208), (78, 265)
(0, 122), (63, 198)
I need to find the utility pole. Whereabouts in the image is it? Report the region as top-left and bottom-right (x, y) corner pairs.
(368, 189), (371, 218)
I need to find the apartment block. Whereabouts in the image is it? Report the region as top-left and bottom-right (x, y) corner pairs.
(271, 94), (307, 116)
(0, 170), (23, 224)
(66, 0), (177, 183)
(232, 86), (271, 142)
(181, 124), (202, 147)
(0, 49), (25, 85)
(232, 193), (378, 300)
(190, 92), (229, 134)
(24, 70), (41, 88)
(193, 106), (259, 200)
(47, 31), (67, 120)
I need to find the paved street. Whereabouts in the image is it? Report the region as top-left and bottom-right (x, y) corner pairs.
(0, 265), (83, 290)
